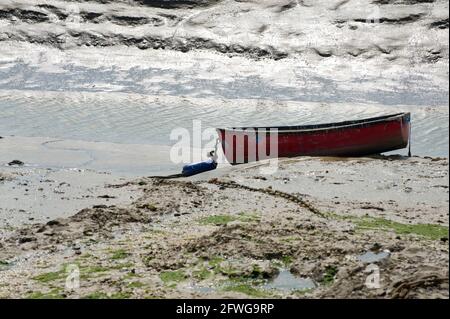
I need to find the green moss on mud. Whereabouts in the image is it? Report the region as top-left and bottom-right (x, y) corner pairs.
(325, 212), (448, 240)
(321, 266), (338, 285)
(159, 270), (186, 284)
(27, 289), (64, 299)
(110, 249), (130, 260)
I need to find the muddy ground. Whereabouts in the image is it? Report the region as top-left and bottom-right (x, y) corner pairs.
(0, 156), (448, 299)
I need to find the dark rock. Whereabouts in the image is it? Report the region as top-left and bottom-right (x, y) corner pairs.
(46, 220), (62, 226)
(97, 195), (117, 199)
(93, 204), (108, 209)
(8, 160), (24, 166)
(430, 18), (449, 30)
(387, 243), (405, 252)
(83, 229), (94, 236)
(43, 231), (55, 236)
(361, 205), (385, 211)
(18, 236), (35, 244)
(36, 225), (47, 233)
(370, 243), (382, 252)
(314, 48), (333, 57)
(276, 1), (297, 13)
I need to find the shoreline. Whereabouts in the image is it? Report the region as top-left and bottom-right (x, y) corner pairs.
(1, 89), (449, 158)
(0, 154), (448, 298)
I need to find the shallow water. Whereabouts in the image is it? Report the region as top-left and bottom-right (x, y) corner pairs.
(0, 91), (448, 158)
(0, 45), (448, 171)
(358, 251), (391, 264)
(263, 269), (316, 292)
(186, 269), (316, 294)
(1, 61), (447, 107)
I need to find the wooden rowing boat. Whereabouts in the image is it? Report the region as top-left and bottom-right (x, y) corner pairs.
(216, 112), (411, 165)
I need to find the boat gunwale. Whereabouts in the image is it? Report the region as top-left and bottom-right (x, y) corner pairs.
(217, 112), (410, 134)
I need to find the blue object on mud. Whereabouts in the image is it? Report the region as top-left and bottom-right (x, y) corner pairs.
(182, 159), (217, 177)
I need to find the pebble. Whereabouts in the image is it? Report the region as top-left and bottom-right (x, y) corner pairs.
(370, 243), (382, 252)
(8, 160), (24, 166)
(18, 237), (34, 244)
(83, 229), (94, 236)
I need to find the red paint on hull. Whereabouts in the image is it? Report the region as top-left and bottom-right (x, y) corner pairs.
(217, 113), (411, 165)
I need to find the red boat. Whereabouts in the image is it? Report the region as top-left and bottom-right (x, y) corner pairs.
(217, 112), (411, 165)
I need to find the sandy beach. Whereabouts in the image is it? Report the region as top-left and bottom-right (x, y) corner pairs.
(0, 151), (448, 299)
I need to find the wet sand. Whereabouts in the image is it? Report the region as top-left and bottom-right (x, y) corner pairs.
(0, 154), (448, 299)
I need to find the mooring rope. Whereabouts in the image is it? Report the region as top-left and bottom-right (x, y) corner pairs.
(408, 121), (412, 157)
(147, 173), (184, 179)
(207, 178), (327, 218)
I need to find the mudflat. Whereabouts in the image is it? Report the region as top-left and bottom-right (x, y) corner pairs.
(0, 155), (448, 298)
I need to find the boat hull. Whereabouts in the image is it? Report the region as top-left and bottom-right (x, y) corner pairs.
(217, 113), (411, 165)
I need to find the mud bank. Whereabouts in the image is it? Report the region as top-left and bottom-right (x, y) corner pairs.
(0, 0), (448, 107)
(0, 156), (448, 299)
(1, 0), (448, 62)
